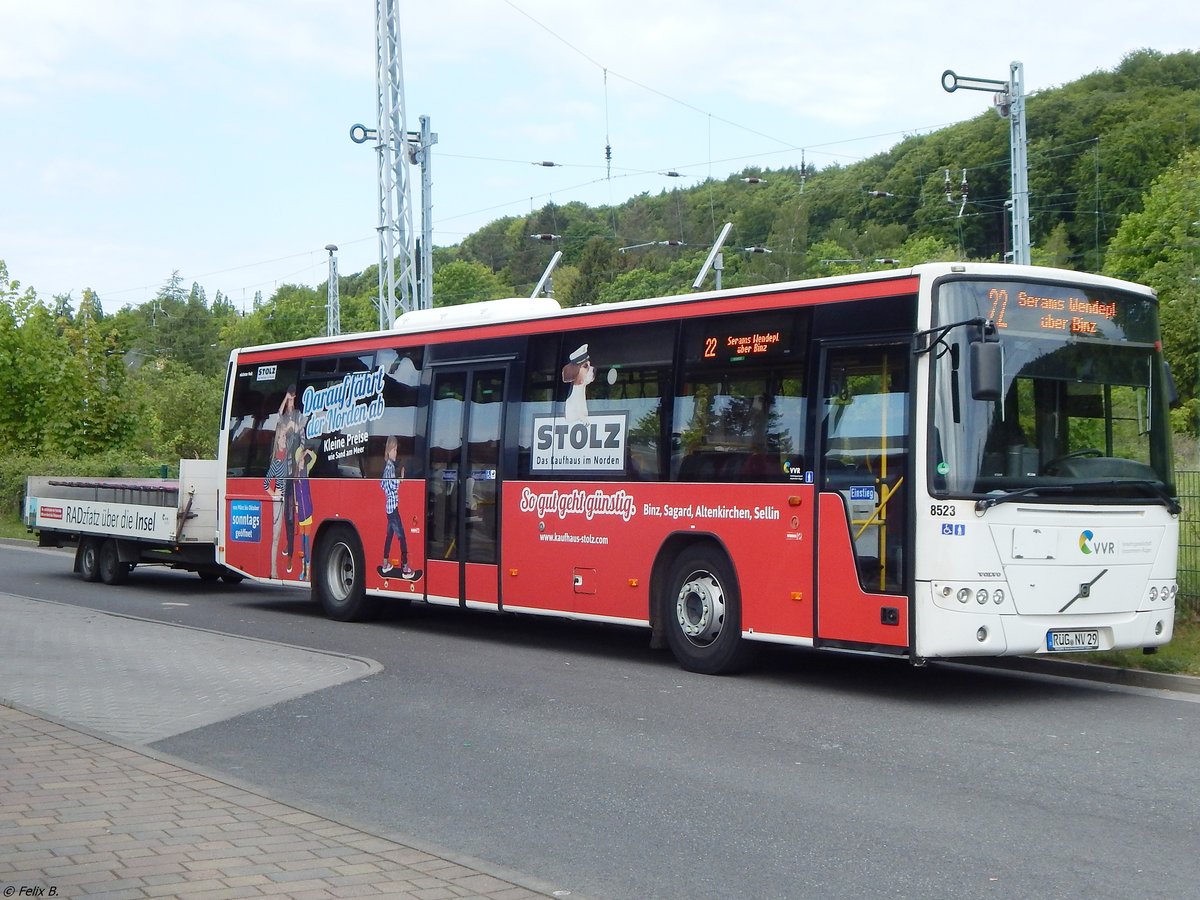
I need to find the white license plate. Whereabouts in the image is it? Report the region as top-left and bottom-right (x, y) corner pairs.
(1047, 629), (1100, 652)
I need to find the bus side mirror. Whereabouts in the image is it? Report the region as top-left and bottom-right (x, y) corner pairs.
(1164, 361), (1181, 408)
(970, 340), (1003, 401)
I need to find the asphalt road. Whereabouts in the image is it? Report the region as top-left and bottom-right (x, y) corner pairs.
(6, 542), (1200, 899)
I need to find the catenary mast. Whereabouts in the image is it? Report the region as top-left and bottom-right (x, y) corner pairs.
(374, 0), (416, 325)
(352, 2), (436, 323)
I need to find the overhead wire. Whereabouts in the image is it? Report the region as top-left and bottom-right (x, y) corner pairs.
(94, 8), (1196, 309)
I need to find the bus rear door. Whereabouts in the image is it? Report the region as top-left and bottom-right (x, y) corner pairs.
(426, 366), (506, 607)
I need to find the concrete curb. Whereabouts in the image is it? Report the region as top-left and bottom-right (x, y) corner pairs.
(967, 653), (1200, 694)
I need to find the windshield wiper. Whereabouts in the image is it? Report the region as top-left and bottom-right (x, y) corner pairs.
(975, 484), (1073, 512)
(1078, 479), (1182, 515)
(974, 480), (1180, 514)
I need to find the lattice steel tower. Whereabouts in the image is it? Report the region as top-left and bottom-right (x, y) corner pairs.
(351, 2), (437, 323)
(373, 0), (416, 325)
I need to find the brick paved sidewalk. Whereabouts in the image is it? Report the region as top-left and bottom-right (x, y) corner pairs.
(0, 704), (554, 900)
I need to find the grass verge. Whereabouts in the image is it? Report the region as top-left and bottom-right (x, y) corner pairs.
(1083, 618), (1200, 677)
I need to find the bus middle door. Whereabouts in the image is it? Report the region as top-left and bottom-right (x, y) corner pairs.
(426, 366), (506, 608)
(814, 341), (910, 649)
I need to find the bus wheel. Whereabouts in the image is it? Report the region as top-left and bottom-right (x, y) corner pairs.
(78, 538), (101, 582)
(663, 546), (749, 675)
(220, 572), (245, 585)
(98, 540), (129, 586)
(314, 526), (378, 622)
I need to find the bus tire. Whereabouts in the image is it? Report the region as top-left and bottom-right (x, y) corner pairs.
(98, 540), (129, 586)
(663, 545), (750, 675)
(314, 525), (378, 622)
(78, 538), (101, 582)
(220, 572), (245, 585)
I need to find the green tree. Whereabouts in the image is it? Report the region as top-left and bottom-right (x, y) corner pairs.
(1033, 222), (1075, 269)
(1103, 147), (1200, 435)
(259, 283), (324, 343)
(568, 236), (618, 306)
(4, 289), (77, 454)
(55, 290), (137, 455)
(128, 360), (224, 459)
(0, 261), (37, 452)
(432, 260), (509, 307)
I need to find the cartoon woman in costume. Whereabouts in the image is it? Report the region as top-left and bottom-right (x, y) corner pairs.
(293, 445), (316, 581)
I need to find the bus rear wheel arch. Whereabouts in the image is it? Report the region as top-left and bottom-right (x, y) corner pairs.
(658, 540), (750, 675)
(313, 524), (379, 622)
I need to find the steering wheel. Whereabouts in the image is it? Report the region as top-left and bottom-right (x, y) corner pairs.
(1043, 447), (1103, 475)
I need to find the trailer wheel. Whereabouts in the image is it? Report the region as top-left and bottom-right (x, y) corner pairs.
(662, 545), (750, 674)
(314, 525), (378, 621)
(98, 540), (129, 586)
(78, 538), (101, 582)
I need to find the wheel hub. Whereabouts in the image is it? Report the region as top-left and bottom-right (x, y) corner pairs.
(675, 571), (725, 646)
(326, 543), (356, 602)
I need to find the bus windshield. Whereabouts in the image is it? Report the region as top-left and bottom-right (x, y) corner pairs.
(930, 277), (1175, 504)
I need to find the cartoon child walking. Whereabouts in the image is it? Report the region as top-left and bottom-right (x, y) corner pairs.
(380, 435), (417, 580)
(293, 445), (316, 581)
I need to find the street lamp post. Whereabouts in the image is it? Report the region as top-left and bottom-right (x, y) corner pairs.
(325, 244), (340, 337)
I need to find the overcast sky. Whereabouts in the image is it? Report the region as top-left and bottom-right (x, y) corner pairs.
(1, 1), (1196, 312)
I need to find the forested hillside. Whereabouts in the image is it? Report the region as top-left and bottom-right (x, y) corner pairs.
(1, 48), (1197, 473)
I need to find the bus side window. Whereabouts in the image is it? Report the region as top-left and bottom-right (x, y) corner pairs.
(674, 311), (808, 483)
(226, 361), (301, 479)
(296, 352), (377, 479)
(517, 334), (561, 478)
(525, 324), (674, 480)
(367, 347), (424, 480)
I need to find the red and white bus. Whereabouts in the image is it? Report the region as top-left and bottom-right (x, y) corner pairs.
(219, 262), (1180, 673)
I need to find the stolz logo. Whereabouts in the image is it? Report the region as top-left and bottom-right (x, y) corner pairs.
(531, 413), (627, 472)
(1079, 529), (1115, 555)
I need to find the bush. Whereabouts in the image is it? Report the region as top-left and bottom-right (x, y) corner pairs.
(0, 451), (169, 520)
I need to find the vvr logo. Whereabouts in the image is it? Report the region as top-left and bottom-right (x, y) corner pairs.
(1079, 529), (1115, 555)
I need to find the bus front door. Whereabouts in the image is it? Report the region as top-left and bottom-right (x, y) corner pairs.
(426, 367), (506, 607)
(815, 342), (910, 648)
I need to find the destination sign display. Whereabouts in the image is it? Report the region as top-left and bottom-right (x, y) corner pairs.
(703, 329), (784, 361)
(936, 279), (1158, 346)
(984, 286), (1120, 339)
(688, 311), (800, 365)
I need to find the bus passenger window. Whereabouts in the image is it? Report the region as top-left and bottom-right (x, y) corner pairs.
(521, 324), (674, 480)
(674, 311), (808, 483)
(820, 346), (908, 593)
(226, 361), (301, 479)
(366, 347), (423, 480)
(517, 334), (562, 479)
